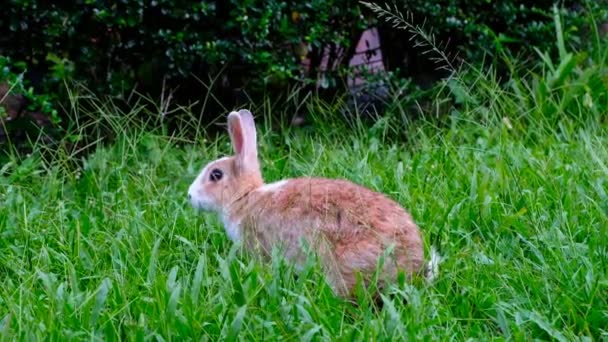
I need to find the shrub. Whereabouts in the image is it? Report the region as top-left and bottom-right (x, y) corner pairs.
(0, 56), (58, 150)
(0, 0), (605, 125)
(374, 1), (607, 79)
(1, 1), (364, 100)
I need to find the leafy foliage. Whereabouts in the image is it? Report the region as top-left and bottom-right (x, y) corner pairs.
(1, 1), (604, 105)
(387, 0), (606, 63)
(0, 56), (58, 121)
(0, 0), (606, 155)
(1, 0), (364, 97)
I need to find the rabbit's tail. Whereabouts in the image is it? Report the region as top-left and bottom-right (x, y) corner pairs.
(425, 246), (442, 283)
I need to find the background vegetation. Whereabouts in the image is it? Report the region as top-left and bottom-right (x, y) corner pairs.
(1, 1), (605, 134)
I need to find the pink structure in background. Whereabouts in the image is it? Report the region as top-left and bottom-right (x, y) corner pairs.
(292, 27), (388, 124)
(347, 27), (385, 87)
(300, 27), (386, 89)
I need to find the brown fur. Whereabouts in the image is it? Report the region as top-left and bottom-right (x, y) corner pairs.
(234, 177), (423, 296)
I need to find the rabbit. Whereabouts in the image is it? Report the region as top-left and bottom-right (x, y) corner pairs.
(188, 109), (440, 297)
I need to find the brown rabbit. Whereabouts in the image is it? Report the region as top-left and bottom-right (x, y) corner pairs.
(188, 109), (439, 297)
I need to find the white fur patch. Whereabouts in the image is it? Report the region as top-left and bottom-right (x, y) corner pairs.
(425, 246), (442, 283)
(221, 214), (241, 242)
(187, 157), (230, 211)
(257, 180), (289, 193)
(189, 192), (215, 211)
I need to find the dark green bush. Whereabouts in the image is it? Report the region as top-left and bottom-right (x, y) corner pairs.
(0, 0), (605, 123)
(0, 57), (58, 119)
(1, 1), (365, 100)
(1, 56), (59, 151)
(376, 1), (606, 79)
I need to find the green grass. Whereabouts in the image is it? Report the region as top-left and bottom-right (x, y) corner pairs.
(1, 26), (608, 340)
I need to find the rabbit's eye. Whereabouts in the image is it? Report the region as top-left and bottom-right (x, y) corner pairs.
(209, 168), (223, 182)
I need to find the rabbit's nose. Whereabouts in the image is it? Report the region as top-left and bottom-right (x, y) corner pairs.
(188, 193), (192, 200)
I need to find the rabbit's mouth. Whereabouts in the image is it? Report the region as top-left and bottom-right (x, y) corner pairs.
(187, 188), (216, 212)
(188, 195), (215, 212)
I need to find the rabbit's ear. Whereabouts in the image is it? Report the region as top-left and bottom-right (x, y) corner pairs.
(228, 109), (259, 172)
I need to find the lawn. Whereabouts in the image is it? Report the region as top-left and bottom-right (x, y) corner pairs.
(1, 42), (607, 341)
